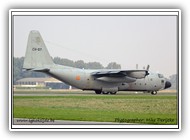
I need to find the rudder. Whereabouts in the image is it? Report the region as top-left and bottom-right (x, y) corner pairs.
(23, 30), (54, 70)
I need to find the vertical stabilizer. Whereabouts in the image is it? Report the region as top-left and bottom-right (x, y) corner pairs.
(23, 30), (54, 69)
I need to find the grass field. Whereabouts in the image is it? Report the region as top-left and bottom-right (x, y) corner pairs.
(13, 90), (178, 125)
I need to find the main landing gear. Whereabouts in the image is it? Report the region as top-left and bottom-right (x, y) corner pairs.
(95, 90), (117, 95)
(95, 90), (101, 94)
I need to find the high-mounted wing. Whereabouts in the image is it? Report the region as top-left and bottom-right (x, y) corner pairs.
(91, 70), (149, 83)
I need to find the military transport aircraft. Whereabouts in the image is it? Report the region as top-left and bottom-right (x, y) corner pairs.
(23, 30), (171, 95)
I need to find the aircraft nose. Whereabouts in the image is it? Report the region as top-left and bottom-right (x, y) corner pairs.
(164, 81), (171, 89)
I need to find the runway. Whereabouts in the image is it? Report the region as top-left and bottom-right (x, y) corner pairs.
(13, 90), (177, 97)
(13, 118), (125, 125)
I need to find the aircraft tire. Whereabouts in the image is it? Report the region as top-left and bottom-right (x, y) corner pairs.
(95, 90), (102, 94)
(102, 91), (109, 94)
(110, 92), (117, 95)
(151, 91), (157, 95)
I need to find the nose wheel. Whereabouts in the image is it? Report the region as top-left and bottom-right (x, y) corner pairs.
(151, 91), (157, 95)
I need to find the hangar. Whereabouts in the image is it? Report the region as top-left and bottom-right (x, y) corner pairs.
(15, 77), (70, 89)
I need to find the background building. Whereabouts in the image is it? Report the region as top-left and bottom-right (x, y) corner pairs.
(15, 77), (70, 89)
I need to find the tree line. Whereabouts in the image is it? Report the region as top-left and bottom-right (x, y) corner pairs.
(13, 57), (121, 83)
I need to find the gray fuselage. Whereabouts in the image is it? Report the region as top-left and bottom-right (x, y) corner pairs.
(45, 64), (167, 93)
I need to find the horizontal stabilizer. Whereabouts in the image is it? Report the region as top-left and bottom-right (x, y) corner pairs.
(24, 68), (50, 72)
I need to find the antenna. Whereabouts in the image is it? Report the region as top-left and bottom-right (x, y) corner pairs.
(136, 64), (138, 70)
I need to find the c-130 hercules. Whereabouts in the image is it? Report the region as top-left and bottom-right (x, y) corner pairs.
(23, 30), (171, 95)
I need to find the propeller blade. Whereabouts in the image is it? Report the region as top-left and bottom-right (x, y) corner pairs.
(146, 65), (150, 71)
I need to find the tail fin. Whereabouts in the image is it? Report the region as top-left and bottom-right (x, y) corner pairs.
(23, 30), (54, 70)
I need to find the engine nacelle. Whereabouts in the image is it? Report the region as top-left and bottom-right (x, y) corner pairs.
(96, 76), (136, 83)
(127, 71), (147, 79)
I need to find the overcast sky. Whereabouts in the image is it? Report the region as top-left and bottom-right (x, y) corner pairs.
(13, 15), (177, 77)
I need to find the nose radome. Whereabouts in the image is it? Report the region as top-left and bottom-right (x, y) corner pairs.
(165, 81), (171, 89)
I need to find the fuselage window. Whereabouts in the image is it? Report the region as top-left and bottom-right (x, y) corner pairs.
(158, 74), (164, 78)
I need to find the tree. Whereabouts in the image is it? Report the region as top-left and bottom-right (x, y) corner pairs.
(169, 74), (177, 89)
(53, 57), (75, 67)
(13, 57), (48, 84)
(13, 57), (122, 83)
(75, 60), (85, 69)
(13, 57), (24, 83)
(86, 62), (104, 69)
(106, 62), (121, 69)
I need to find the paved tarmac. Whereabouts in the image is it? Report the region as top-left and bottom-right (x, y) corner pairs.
(13, 91), (177, 97)
(13, 118), (124, 125)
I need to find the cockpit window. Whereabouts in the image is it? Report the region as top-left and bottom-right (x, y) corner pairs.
(158, 74), (164, 78)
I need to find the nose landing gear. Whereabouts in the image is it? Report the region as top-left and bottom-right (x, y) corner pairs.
(151, 91), (157, 95)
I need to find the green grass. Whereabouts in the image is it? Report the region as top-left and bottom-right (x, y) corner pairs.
(13, 92), (178, 124)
